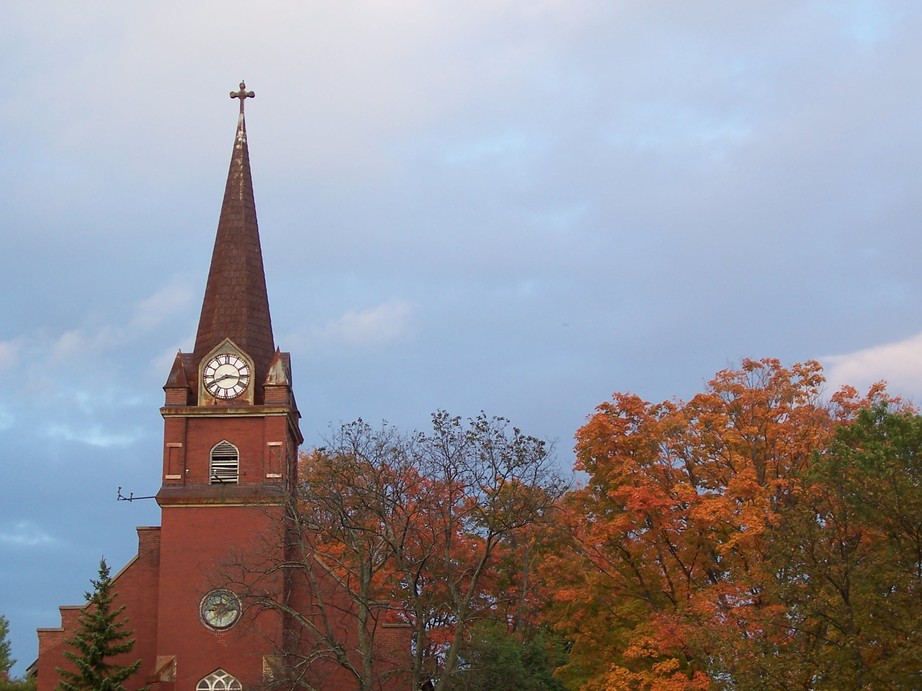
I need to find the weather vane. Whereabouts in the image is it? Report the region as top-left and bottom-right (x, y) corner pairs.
(117, 486), (156, 502)
(230, 80), (255, 114)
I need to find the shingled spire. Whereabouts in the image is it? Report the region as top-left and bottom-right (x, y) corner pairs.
(192, 82), (275, 389)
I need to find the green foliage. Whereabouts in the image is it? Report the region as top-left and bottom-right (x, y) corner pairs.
(448, 621), (566, 691)
(0, 614), (33, 691)
(0, 676), (37, 691)
(0, 614), (13, 676)
(56, 558), (143, 691)
(760, 404), (922, 688)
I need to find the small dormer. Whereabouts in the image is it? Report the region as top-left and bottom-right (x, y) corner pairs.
(163, 351), (193, 406)
(263, 348), (293, 405)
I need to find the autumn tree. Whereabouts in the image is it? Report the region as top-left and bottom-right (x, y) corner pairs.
(234, 412), (564, 690)
(751, 403), (922, 688)
(407, 412), (565, 690)
(284, 420), (421, 690)
(544, 359), (890, 689)
(57, 559), (142, 691)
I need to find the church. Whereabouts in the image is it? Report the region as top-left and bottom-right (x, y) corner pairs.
(34, 83), (406, 690)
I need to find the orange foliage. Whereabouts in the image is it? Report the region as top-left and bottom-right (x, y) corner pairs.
(297, 413), (564, 690)
(545, 359), (890, 689)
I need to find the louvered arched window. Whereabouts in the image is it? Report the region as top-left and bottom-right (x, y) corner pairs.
(196, 669), (242, 690)
(210, 441), (239, 484)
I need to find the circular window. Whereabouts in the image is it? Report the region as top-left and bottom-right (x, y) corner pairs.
(199, 589), (241, 630)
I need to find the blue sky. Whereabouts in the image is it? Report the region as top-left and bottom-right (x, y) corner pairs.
(2, 0), (922, 675)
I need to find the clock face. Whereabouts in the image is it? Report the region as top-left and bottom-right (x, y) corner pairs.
(200, 589), (241, 630)
(203, 353), (251, 399)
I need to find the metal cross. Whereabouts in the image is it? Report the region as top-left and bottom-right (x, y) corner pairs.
(230, 81), (255, 114)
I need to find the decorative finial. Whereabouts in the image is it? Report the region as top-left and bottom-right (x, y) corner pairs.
(230, 81), (255, 114)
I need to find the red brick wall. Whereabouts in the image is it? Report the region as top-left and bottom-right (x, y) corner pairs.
(161, 412), (293, 488)
(155, 503), (285, 688)
(36, 506), (409, 690)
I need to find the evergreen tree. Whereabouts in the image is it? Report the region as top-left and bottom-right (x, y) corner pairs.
(0, 616), (33, 691)
(0, 614), (13, 679)
(449, 621), (566, 691)
(56, 558), (142, 691)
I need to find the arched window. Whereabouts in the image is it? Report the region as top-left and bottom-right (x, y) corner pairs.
(210, 441), (239, 484)
(196, 669), (242, 690)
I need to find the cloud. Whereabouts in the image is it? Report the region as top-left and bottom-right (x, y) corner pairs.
(49, 327), (117, 363)
(0, 521), (56, 547)
(0, 339), (20, 372)
(821, 332), (922, 401)
(310, 300), (415, 349)
(47, 278), (194, 365)
(130, 278), (196, 333)
(44, 422), (141, 449)
(0, 280), (194, 442)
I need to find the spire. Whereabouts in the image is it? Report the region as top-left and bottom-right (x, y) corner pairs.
(193, 81), (275, 386)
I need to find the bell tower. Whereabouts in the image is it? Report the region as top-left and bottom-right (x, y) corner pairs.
(159, 81), (301, 501)
(153, 82), (302, 688)
(34, 83), (410, 691)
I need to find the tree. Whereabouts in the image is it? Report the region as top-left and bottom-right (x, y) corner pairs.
(230, 412), (565, 690)
(0, 614), (13, 680)
(0, 617), (34, 691)
(57, 558), (142, 691)
(543, 359), (891, 689)
(753, 403), (922, 688)
(271, 420), (421, 690)
(448, 621), (566, 691)
(0, 677), (36, 691)
(407, 412), (566, 690)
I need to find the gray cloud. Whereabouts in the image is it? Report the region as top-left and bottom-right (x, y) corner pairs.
(2, 0), (922, 676)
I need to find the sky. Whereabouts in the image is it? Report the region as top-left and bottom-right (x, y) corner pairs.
(2, 0), (921, 675)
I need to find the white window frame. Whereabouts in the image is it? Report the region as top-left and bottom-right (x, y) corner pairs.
(196, 669), (242, 690)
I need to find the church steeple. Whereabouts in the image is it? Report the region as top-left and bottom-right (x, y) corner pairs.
(192, 81), (275, 389)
